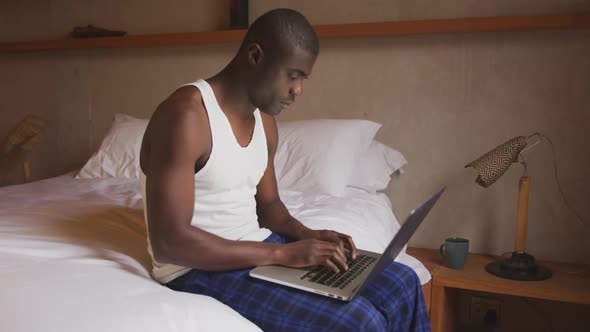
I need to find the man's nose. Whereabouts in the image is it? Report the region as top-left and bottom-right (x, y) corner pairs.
(290, 81), (303, 97)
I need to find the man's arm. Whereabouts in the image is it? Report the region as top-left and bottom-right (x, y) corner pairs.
(143, 93), (351, 272)
(142, 95), (284, 271)
(254, 113), (311, 241)
(255, 113), (358, 261)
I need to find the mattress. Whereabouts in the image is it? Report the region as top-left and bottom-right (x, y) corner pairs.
(0, 174), (430, 332)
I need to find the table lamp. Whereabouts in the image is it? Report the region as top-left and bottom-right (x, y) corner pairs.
(465, 133), (552, 281)
(0, 114), (47, 183)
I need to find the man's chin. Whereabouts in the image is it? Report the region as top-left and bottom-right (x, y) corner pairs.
(259, 106), (282, 116)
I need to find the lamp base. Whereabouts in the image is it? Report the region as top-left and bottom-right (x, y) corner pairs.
(485, 251), (552, 281)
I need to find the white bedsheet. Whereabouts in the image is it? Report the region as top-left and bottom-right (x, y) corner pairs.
(0, 174), (430, 332)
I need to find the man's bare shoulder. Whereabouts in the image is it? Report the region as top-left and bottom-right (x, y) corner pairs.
(155, 86), (206, 122)
(141, 86), (210, 171)
(146, 85), (210, 139)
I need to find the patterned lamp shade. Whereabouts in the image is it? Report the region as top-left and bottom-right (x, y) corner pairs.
(1, 114), (47, 155)
(465, 136), (528, 188)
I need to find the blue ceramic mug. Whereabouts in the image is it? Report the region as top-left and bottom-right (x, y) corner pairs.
(440, 238), (469, 269)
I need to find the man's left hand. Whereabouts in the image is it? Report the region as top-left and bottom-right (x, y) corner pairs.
(305, 229), (358, 260)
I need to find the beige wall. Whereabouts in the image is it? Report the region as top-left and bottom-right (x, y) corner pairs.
(1, 1), (589, 265)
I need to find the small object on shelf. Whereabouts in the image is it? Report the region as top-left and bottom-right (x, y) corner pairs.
(71, 25), (127, 38)
(229, 0), (249, 29)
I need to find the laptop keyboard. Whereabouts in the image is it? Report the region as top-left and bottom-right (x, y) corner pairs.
(300, 254), (376, 289)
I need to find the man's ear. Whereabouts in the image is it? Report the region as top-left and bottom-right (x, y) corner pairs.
(247, 43), (264, 65)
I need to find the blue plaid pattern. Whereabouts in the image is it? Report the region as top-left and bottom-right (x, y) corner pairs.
(166, 233), (431, 332)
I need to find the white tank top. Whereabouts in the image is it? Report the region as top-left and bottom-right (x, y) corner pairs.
(140, 79), (272, 283)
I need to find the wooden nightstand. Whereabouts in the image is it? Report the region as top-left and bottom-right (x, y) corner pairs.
(411, 250), (590, 332)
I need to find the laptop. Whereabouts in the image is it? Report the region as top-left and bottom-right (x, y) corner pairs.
(249, 187), (445, 301)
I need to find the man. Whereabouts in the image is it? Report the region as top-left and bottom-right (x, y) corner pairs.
(139, 8), (430, 332)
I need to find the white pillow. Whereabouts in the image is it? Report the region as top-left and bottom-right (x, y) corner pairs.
(77, 114), (148, 179)
(275, 119), (381, 196)
(348, 140), (407, 193)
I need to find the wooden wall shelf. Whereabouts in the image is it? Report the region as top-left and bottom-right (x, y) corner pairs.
(1, 12), (589, 53)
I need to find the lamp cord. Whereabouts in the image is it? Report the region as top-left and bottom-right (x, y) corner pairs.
(532, 132), (587, 227)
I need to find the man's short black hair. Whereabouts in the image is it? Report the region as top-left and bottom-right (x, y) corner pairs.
(241, 8), (319, 57)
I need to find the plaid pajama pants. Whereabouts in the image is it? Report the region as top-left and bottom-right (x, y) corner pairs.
(166, 233), (431, 332)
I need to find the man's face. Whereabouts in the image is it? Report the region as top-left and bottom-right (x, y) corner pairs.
(250, 46), (317, 116)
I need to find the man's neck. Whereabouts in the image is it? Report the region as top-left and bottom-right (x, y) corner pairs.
(207, 65), (256, 120)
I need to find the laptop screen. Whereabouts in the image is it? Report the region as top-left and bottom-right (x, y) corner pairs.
(353, 187), (445, 297)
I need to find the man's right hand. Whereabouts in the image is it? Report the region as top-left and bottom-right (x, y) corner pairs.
(272, 239), (350, 273)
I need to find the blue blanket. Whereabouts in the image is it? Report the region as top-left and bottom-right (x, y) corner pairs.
(167, 233), (431, 332)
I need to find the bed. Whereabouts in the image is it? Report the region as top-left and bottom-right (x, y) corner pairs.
(0, 116), (431, 332)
